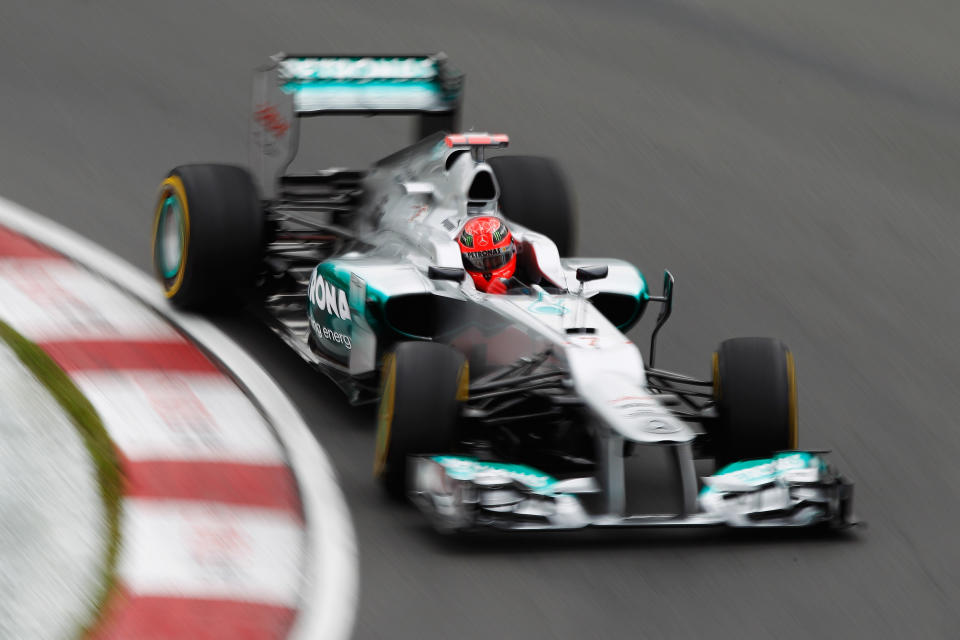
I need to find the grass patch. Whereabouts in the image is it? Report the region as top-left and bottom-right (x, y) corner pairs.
(0, 320), (122, 639)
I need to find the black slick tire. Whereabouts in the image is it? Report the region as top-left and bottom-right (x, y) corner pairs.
(151, 164), (263, 310)
(487, 155), (577, 256)
(712, 337), (798, 467)
(374, 341), (468, 499)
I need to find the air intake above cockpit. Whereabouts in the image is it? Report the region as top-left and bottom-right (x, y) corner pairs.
(468, 169), (497, 201)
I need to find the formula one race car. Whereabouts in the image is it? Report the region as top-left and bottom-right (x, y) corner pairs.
(152, 54), (854, 531)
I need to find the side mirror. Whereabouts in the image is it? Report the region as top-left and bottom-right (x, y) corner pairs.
(655, 270), (674, 325)
(428, 266), (466, 282)
(576, 265), (609, 283)
(648, 270), (675, 367)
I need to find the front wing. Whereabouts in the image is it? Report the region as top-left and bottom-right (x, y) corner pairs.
(409, 452), (855, 532)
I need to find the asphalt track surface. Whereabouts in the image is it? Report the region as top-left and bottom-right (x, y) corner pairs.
(3, 2), (960, 637)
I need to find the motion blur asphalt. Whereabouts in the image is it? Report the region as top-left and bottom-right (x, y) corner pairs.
(3, 1), (960, 637)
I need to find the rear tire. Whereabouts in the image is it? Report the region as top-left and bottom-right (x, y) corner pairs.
(712, 337), (798, 467)
(151, 164), (263, 310)
(374, 342), (468, 499)
(487, 155), (576, 256)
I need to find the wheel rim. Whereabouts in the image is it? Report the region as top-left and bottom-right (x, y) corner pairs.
(158, 196), (184, 278)
(152, 175), (190, 298)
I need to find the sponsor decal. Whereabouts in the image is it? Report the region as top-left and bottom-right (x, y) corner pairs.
(408, 204), (428, 222)
(571, 335), (599, 348)
(253, 104), (290, 139)
(314, 324), (351, 350)
(279, 57), (436, 81)
(309, 270), (351, 321)
(644, 419), (680, 434)
(308, 270), (352, 350)
(609, 396), (680, 432)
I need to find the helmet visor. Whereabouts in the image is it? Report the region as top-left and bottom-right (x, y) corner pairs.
(462, 244), (516, 272)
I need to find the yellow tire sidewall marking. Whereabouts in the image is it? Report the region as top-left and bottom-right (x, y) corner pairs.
(373, 352), (397, 477)
(152, 174), (190, 298)
(711, 351), (720, 400)
(456, 360), (469, 401)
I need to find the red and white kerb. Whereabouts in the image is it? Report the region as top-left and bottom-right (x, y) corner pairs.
(0, 227), (306, 640)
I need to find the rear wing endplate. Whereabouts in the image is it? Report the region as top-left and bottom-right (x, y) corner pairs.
(251, 53), (464, 197)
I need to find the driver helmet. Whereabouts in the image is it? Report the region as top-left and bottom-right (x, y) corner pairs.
(458, 216), (517, 292)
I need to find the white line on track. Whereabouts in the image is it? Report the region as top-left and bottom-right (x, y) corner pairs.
(0, 195), (358, 640)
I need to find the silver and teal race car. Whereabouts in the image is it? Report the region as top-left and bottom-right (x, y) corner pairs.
(151, 54), (854, 532)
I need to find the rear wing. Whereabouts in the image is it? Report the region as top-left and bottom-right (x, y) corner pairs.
(251, 53), (464, 197)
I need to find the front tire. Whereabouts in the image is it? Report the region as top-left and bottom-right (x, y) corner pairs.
(374, 341), (469, 499)
(712, 337), (798, 466)
(152, 164), (263, 310)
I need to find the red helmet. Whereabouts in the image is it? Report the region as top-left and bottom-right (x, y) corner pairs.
(458, 216), (517, 291)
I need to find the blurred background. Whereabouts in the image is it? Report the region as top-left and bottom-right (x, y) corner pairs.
(3, 0), (960, 637)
